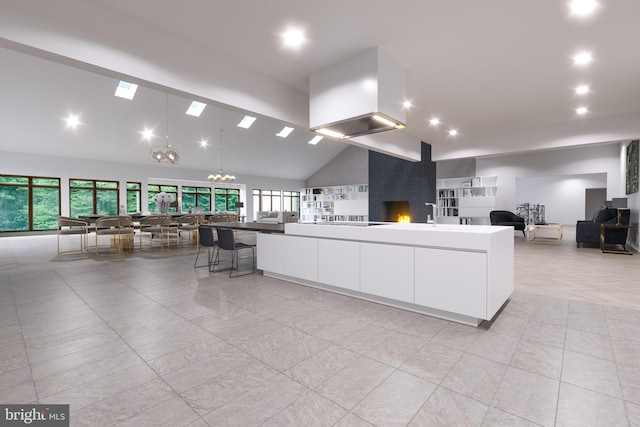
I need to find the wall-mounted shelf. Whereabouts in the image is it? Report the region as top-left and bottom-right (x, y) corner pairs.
(300, 184), (368, 223)
(436, 176), (497, 225)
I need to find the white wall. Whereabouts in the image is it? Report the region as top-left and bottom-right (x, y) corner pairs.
(476, 143), (623, 217)
(516, 174), (607, 224)
(0, 150), (304, 219)
(305, 145), (369, 188)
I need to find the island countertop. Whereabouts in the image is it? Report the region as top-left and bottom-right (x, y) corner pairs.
(285, 222), (511, 251)
(259, 222), (514, 326)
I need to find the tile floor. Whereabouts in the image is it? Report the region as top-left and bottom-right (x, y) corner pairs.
(0, 228), (639, 426)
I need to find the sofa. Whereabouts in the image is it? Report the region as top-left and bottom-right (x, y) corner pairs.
(257, 211), (299, 224)
(489, 210), (526, 236)
(576, 207), (630, 249)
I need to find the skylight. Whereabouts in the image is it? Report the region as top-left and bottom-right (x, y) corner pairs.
(308, 135), (323, 145)
(276, 126), (294, 138)
(186, 101), (206, 117)
(114, 81), (138, 100)
(237, 115), (257, 129)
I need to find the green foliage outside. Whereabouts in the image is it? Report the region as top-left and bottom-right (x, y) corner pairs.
(0, 185), (29, 231)
(0, 176), (60, 231)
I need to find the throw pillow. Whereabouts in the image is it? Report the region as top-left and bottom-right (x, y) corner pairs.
(592, 208), (615, 224)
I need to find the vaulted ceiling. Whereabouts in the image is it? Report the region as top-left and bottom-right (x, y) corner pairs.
(1, 0), (640, 179)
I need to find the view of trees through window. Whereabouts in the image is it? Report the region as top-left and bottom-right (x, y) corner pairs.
(215, 188), (239, 212)
(2, 174), (299, 232)
(69, 179), (119, 217)
(0, 175), (60, 231)
(126, 182), (141, 213)
(182, 187), (211, 212)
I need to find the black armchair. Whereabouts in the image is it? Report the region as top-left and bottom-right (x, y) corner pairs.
(576, 207), (630, 250)
(490, 210), (526, 236)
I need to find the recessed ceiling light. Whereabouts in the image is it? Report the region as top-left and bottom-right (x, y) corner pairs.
(282, 28), (306, 48)
(186, 101), (206, 117)
(276, 126), (294, 138)
(448, 129), (458, 136)
(570, 0), (598, 16)
(575, 85), (590, 95)
(429, 118), (441, 126)
(576, 107), (588, 114)
(573, 52), (593, 65)
(64, 113), (80, 129)
(237, 115), (257, 129)
(141, 128), (155, 141)
(402, 100), (412, 109)
(308, 135), (323, 145)
(199, 139), (208, 148)
(114, 81), (138, 100)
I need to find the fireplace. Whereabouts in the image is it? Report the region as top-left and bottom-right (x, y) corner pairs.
(382, 201), (410, 222)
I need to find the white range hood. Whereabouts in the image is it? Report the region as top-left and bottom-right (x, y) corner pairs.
(310, 47), (406, 139)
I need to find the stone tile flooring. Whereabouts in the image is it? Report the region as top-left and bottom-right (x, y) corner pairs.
(0, 230), (639, 426)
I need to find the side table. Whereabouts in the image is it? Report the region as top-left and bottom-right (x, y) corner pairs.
(600, 224), (633, 254)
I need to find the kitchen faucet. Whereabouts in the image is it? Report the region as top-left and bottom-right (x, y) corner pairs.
(425, 202), (437, 224)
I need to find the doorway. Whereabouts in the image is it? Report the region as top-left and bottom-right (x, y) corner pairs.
(585, 188), (606, 220)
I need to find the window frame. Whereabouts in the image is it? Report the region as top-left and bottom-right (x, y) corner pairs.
(0, 174), (61, 232)
(69, 178), (120, 217)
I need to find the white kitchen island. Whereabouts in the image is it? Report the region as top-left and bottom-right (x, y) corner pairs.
(257, 222), (514, 326)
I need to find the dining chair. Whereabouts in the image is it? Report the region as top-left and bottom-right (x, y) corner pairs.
(139, 214), (172, 250)
(94, 215), (135, 255)
(194, 226), (218, 271)
(56, 216), (89, 254)
(214, 227), (255, 277)
(177, 214), (206, 246)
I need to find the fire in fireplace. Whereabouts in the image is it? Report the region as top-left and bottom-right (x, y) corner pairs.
(382, 201), (410, 222)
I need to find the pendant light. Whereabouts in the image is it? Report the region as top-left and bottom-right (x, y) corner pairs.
(149, 93), (179, 164)
(208, 129), (235, 183)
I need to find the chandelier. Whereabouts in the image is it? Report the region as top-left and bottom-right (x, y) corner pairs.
(208, 129), (235, 183)
(150, 93), (179, 164)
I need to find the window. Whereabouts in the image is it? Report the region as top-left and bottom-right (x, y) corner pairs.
(126, 182), (141, 213)
(70, 179), (119, 217)
(214, 188), (239, 212)
(252, 189), (283, 220)
(0, 175), (60, 231)
(283, 191), (300, 213)
(182, 186), (211, 212)
(148, 185), (177, 213)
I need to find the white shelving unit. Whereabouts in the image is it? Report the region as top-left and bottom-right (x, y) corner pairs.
(436, 176), (497, 225)
(300, 184), (368, 223)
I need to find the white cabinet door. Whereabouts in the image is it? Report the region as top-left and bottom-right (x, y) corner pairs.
(360, 242), (414, 303)
(257, 233), (285, 274)
(318, 239), (360, 291)
(285, 236), (318, 282)
(414, 248), (487, 319)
